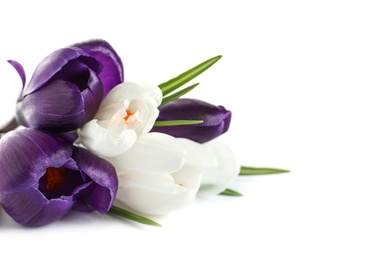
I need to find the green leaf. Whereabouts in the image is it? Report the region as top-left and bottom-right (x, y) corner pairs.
(219, 188), (242, 196)
(160, 83), (199, 106)
(108, 205), (162, 227)
(239, 166), (289, 176)
(154, 120), (203, 127)
(158, 55), (222, 96)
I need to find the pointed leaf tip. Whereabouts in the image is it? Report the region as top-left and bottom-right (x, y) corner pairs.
(220, 188), (242, 196)
(239, 166), (289, 175)
(159, 55), (223, 96)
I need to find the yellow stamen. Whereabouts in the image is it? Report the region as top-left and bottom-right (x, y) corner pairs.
(123, 109), (133, 121)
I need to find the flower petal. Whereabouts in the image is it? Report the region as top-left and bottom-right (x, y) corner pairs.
(152, 98), (232, 143)
(0, 129), (73, 193)
(97, 82), (162, 135)
(80, 68), (104, 122)
(106, 133), (185, 174)
(99, 82), (162, 109)
(22, 48), (87, 96)
(72, 147), (118, 213)
(0, 117), (19, 133)
(78, 119), (137, 158)
(0, 187), (74, 227)
(72, 39), (124, 97)
(115, 173), (198, 216)
(16, 80), (85, 131)
(7, 60), (26, 88)
(197, 140), (240, 197)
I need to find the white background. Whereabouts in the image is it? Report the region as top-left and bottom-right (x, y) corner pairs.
(0, 1), (389, 259)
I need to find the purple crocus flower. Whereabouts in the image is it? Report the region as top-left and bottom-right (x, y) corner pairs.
(15, 39), (124, 132)
(0, 128), (118, 227)
(151, 98), (232, 143)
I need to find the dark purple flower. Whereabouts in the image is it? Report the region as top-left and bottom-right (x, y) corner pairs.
(152, 98), (232, 143)
(0, 128), (118, 227)
(16, 39), (124, 132)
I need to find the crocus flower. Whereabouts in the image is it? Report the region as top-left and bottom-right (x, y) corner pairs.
(15, 39), (124, 132)
(105, 133), (202, 216)
(77, 82), (162, 157)
(151, 98), (232, 143)
(0, 128), (118, 227)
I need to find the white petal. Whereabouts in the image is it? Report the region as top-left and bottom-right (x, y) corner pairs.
(95, 100), (129, 121)
(77, 119), (137, 157)
(112, 136), (203, 216)
(100, 82), (162, 108)
(115, 172), (198, 216)
(197, 140), (241, 197)
(106, 133), (185, 174)
(127, 98), (160, 135)
(99, 82), (161, 136)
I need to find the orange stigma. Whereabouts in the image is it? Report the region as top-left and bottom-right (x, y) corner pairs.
(45, 167), (66, 191)
(123, 109), (133, 121)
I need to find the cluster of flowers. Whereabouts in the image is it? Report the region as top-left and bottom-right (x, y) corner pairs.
(0, 39), (287, 227)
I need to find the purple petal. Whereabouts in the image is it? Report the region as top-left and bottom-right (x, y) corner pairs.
(81, 68), (104, 122)
(152, 98), (232, 143)
(16, 80), (86, 131)
(49, 58), (100, 92)
(72, 39), (124, 97)
(7, 60), (26, 88)
(0, 117), (19, 133)
(0, 129), (73, 193)
(72, 147), (118, 213)
(23, 48), (85, 96)
(0, 187), (74, 227)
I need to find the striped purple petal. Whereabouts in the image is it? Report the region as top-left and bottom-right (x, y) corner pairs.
(16, 80), (86, 132)
(22, 48), (98, 97)
(0, 187), (74, 227)
(72, 147), (118, 213)
(152, 98), (232, 143)
(72, 39), (124, 97)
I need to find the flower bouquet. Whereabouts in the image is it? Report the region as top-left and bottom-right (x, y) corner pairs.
(0, 39), (288, 227)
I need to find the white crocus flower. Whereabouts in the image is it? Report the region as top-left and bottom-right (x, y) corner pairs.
(108, 133), (203, 216)
(107, 133), (240, 216)
(78, 82), (162, 157)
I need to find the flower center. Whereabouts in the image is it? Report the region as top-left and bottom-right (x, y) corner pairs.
(123, 109), (133, 121)
(45, 167), (66, 191)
